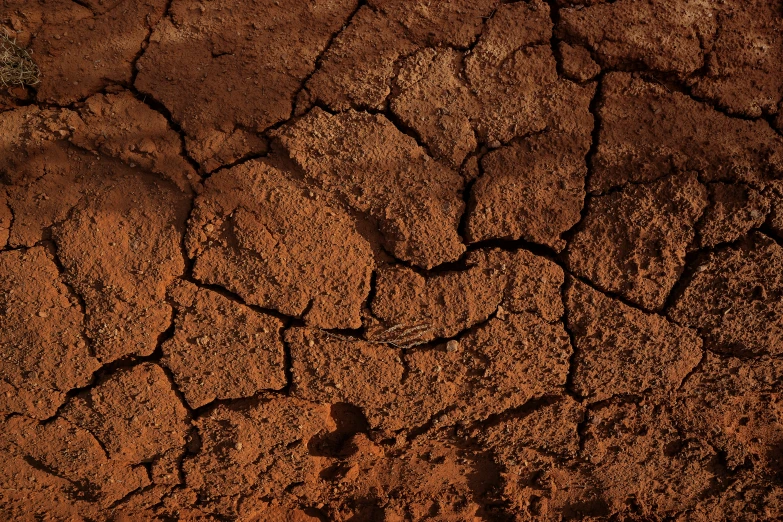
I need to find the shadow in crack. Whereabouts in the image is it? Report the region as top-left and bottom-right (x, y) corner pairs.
(308, 403), (370, 458)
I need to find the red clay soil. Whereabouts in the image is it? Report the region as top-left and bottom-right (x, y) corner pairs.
(1, 0), (783, 520)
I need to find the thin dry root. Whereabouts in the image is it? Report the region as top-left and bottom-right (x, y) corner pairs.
(373, 323), (433, 349)
(1, 32), (40, 89)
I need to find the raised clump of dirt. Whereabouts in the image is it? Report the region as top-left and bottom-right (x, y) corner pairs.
(1, 0), (783, 520)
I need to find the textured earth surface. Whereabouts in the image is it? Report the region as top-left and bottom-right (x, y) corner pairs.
(1, 0), (783, 520)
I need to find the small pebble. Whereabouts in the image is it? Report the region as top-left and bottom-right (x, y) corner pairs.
(38, 311), (48, 318)
(235, 442), (243, 450)
(446, 340), (459, 352)
(308, 339), (315, 347)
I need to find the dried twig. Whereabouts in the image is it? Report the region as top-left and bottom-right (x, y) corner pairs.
(1, 32), (40, 89)
(372, 323), (433, 349)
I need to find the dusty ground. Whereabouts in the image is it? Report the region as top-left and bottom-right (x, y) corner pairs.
(1, 0), (783, 520)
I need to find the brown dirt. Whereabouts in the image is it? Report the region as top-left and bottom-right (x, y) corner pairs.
(1, 0), (782, 520)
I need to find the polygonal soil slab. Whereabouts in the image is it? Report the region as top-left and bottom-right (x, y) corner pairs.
(289, 311), (571, 433)
(676, 352), (783, 474)
(697, 182), (770, 248)
(183, 397), (334, 517)
(558, 42), (601, 82)
(274, 108), (465, 269)
(389, 47), (479, 167)
(1, 103), (193, 363)
(669, 232), (783, 356)
(71, 91), (199, 192)
(162, 282), (286, 409)
(2, 416), (150, 507)
(368, 247), (564, 346)
(462, 0), (555, 143)
(61, 363), (190, 465)
(386, 1), (595, 156)
(566, 278), (703, 401)
(51, 173), (190, 362)
(466, 128), (592, 250)
(186, 158), (373, 329)
(558, 0), (783, 118)
(300, 1), (499, 113)
(590, 73), (783, 193)
(2, 363), (188, 509)
(368, 0), (498, 48)
(558, 0), (715, 77)
(566, 173), (708, 310)
(287, 328), (405, 431)
(0, 246), (99, 419)
(136, 0), (358, 171)
(4, 0), (167, 104)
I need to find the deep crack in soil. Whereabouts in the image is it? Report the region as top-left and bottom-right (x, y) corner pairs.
(2, 0), (783, 520)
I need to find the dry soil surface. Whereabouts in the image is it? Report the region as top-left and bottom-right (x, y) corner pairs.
(2, 0), (783, 520)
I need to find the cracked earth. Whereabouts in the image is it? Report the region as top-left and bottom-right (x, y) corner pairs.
(1, 0), (783, 520)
